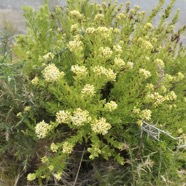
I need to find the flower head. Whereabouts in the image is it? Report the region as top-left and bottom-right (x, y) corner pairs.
(41, 156), (48, 163)
(35, 120), (51, 139)
(54, 172), (62, 181)
(42, 64), (63, 82)
(104, 101), (118, 112)
(68, 38), (83, 52)
(24, 106), (31, 112)
(50, 143), (59, 152)
(144, 22), (153, 30)
(70, 10), (83, 19)
(91, 117), (111, 135)
(27, 173), (36, 181)
(31, 77), (39, 85)
(62, 141), (73, 154)
(94, 13), (104, 21)
(126, 62), (134, 70)
(86, 27), (96, 34)
(139, 68), (151, 79)
(96, 26), (112, 38)
(71, 108), (91, 126)
(140, 109), (152, 120)
(70, 24), (79, 32)
(56, 110), (71, 124)
(165, 91), (177, 101)
(43, 52), (54, 61)
(113, 44), (122, 54)
(138, 37), (153, 50)
(92, 66), (116, 81)
(114, 58), (125, 69)
(155, 58), (164, 68)
(71, 65), (88, 78)
(81, 84), (96, 97)
(99, 47), (113, 59)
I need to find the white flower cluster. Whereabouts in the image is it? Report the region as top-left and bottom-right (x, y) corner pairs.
(85, 27), (96, 34)
(175, 72), (184, 82)
(132, 107), (140, 114)
(71, 65), (88, 78)
(146, 92), (165, 106)
(62, 141), (73, 154)
(165, 91), (177, 101)
(155, 58), (164, 68)
(50, 143), (59, 152)
(113, 44), (122, 55)
(114, 57), (126, 69)
(56, 110), (71, 124)
(140, 109), (152, 120)
(31, 77), (39, 85)
(68, 37), (83, 52)
(104, 101), (118, 112)
(146, 83), (154, 91)
(70, 24), (79, 32)
(164, 74), (173, 83)
(43, 52), (54, 61)
(96, 26), (112, 38)
(116, 12), (127, 20)
(88, 144), (101, 159)
(99, 47), (113, 59)
(126, 62), (134, 70)
(91, 117), (111, 135)
(54, 172), (62, 181)
(24, 106), (31, 112)
(81, 84), (96, 97)
(41, 156), (48, 163)
(35, 120), (51, 139)
(92, 65), (116, 81)
(69, 10), (83, 19)
(27, 173), (36, 181)
(138, 37), (153, 50)
(144, 22), (153, 30)
(71, 108), (91, 126)
(94, 13), (104, 21)
(42, 64), (64, 82)
(139, 68), (151, 79)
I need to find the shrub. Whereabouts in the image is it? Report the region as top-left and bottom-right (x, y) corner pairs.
(7, 0), (186, 185)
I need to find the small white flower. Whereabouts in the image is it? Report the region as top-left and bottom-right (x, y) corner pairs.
(126, 62), (134, 70)
(54, 172), (62, 181)
(114, 58), (125, 69)
(31, 77), (39, 85)
(104, 101), (118, 111)
(43, 52), (54, 61)
(140, 109), (152, 120)
(56, 110), (71, 124)
(139, 68), (151, 79)
(27, 173), (36, 181)
(99, 47), (113, 59)
(81, 84), (96, 97)
(50, 143), (59, 152)
(71, 108), (91, 126)
(42, 64), (63, 82)
(35, 120), (51, 139)
(71, 65), (88, 78)
(91, 117), (111, 135)
(62, 141), (73, 154)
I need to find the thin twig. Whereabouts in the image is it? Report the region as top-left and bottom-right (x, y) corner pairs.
(73, 148), (85, 186)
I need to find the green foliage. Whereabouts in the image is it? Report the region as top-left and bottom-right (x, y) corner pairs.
(1, 0), (185, 185)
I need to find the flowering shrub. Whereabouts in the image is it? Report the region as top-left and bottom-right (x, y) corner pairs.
(13, 0), (186, 184)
